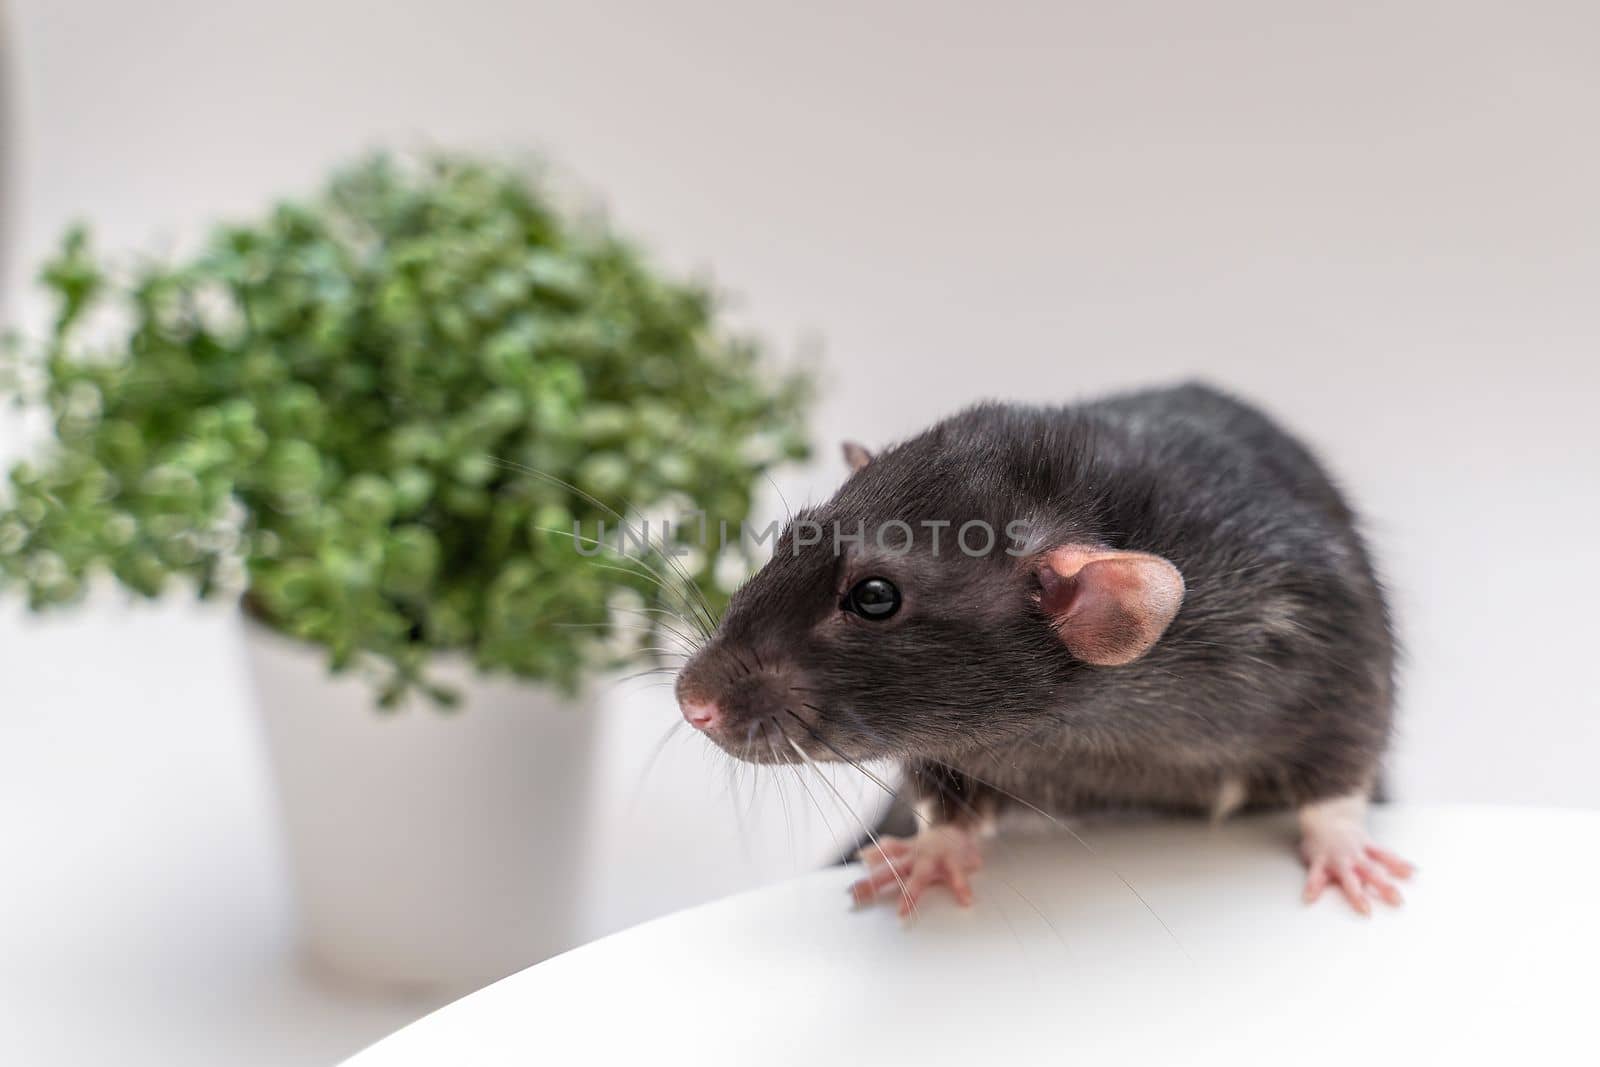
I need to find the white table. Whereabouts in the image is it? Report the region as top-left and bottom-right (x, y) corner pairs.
(345, 805), (1598, 1066)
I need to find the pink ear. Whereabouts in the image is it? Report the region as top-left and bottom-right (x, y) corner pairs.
(1036, 546), (1184, 666)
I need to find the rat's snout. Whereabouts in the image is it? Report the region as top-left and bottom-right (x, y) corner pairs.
(674, 647), (807, 761)
(676, 673), (787, 737)
(679, 697), (721, 732)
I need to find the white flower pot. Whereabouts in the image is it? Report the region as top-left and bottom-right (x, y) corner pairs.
(241, 614), (597, 994)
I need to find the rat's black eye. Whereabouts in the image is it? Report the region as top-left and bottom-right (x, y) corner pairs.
(844, 577), (901, 620)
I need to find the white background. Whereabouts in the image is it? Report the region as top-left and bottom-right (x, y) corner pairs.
(3, 2), (1598, 1064)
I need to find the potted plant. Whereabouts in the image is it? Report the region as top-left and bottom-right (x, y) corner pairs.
(0, 154), (811, 991)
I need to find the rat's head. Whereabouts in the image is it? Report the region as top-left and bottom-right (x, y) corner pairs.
(674, 429), (1185, 766)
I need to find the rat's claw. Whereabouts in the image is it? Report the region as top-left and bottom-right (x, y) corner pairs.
(945, 864), (975, 906)
(1302, 859), (1331, 904)
(1357, 862), (1404, 907)
(1298, 795), (1413, 916)
(1332, 862), (1373, 915)
(856, 838), (912, 866)
(1364, 844), (1415, 879)
(849, 825), (983, 917)
(850, 859), (911, 906)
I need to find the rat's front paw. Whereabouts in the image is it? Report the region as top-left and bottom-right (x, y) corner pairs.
(849, 824), (982, 917)
(1299, 798), (1414, 915)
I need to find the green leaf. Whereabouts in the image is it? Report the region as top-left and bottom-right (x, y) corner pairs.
(0, 150), (815, 708)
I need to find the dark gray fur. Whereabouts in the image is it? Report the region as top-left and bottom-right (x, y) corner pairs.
(675, 383), (1396, 829)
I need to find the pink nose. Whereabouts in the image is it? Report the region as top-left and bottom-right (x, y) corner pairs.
(680, 698), (721, 731)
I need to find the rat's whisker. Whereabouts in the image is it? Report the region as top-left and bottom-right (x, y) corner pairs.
(728, 650), (758, 678)
(741, 746), (766, 847)
(724, 754), (755, 860)
(925, 750), (1190, 963)
(784, 709), (900, 800)
(556, 625), (699, 663)
(763, 471), (795, 526)
(625, 719), (688, 821)
(491, 457), (721, 635)
(826, 702), (897, 749)
(605, 667), (683, 693)
(783, 753), (872, 902)
(578, 574), (709, 649)
(549, 620), (658, 633)
(783, 725), (915, 917)
(786, 710), (1060, 938)
(890, 756), (1073, 951)
(603, 607), (707, 653)
(526, 522), (692, 601)
(759, 722), (799, 866)
(528, 534), (712, 639)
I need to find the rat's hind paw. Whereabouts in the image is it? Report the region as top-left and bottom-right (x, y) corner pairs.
(849, 824), (982, 918)
(1299, 798), (1415, 916)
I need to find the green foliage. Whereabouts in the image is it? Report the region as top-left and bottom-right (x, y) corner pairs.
(0, 154), (811, 705)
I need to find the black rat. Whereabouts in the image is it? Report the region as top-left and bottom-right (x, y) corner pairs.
(673, 382), (1412, 915)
